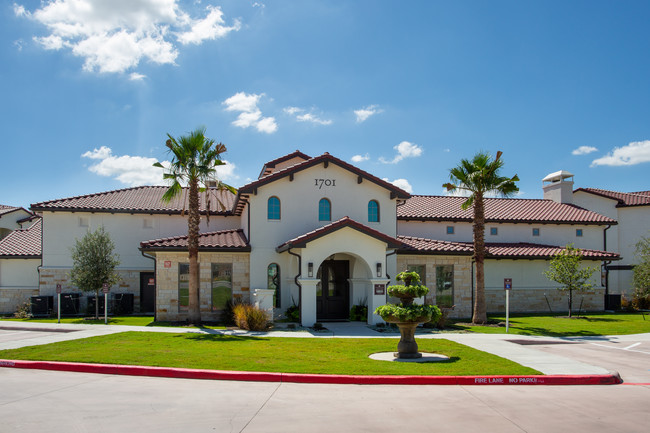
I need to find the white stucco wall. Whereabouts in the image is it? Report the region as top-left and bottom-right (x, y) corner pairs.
(0, 209), (31, 232)
(41, 211), (240, 269)
(0, 258), (40, 287)
(398, 220), (606, 251)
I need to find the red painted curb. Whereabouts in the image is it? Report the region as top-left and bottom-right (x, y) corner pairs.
(0, 359), (622, 385)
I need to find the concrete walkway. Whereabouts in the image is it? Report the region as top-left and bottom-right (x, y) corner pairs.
(1, 319), (643, 376)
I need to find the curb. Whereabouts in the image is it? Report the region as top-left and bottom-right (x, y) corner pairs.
(0, 359), (622, 385)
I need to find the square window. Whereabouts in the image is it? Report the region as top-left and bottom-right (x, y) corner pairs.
(576, 229), (583, 237)
(532, 228), (540, 236)
(446, 226), (454, 235)
(490, 227), (498, 236)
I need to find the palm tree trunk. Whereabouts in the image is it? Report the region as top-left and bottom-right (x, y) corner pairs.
(472, 193), (487, 324)
(187, 178), (201, 325)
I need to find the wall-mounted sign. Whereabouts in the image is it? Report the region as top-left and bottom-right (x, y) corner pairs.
(164, 260), (172, 268)
(504, 278), (512, 290)
(374, 284), (385, 295)
(314, 178), (336, 189)
(148, 278), (155, 286)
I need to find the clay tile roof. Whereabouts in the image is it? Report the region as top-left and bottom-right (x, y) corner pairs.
(0, 219), (42, 258)
(31, 186), (236, 215)
(575, 188), (650, 207)
(397, 235), (619, 260)
(0, 205), (17, 216)
(276, 216), (403, 252)
(398, 195), (616, 225)
(259, 150), (311, 178)
(140, 229), (250, 251)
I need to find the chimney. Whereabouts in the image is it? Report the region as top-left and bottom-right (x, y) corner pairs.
(542, 170), (574, 204)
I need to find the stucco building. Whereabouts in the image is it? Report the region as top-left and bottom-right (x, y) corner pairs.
(2, 151), (646, 325)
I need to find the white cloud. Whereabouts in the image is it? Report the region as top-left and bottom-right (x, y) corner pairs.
(351, 154), (370, 163)
(82, 146), (166, 186)
(129, 72), (147, 81)
(383, 177), (413, 193)
(15, 0), (240, 75)
(177, 5), (241, 45)
(283, 106), (332, 125)
(591, 140), (650, 167)
(572, 146), (598, 156)
(223, 92), (277, 134)
(354, 105), (382, 123)
(214, 160), (239, 183)
(379, 141), (423, 164)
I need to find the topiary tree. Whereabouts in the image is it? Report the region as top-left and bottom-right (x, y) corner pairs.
(70, 226), (121, 319)
(543, 244), (597, 317)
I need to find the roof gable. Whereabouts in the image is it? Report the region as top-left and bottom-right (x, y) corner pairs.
(31, 186), (236, 215)
(276, 216), (402, 252)
(398, 195), (616, 225)
(574, 188), (650, 208)
(258, 150), (311, 178)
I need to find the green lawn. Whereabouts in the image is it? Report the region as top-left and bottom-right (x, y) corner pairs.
(0, 332), (539, 376)
(0, 316), (227, 329)
(447, 312), (650, 336)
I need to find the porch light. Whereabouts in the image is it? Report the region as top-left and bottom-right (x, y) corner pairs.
(308, 262), (314, 278)
(376, 262), (382, 278)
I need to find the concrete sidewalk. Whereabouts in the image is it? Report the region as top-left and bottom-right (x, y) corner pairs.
(1, 319), (642, 376)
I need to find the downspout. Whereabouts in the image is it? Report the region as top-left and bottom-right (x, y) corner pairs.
(141, 250), (157, 321)
(287, 248), (302, 323)
(603, 224), (611, 309)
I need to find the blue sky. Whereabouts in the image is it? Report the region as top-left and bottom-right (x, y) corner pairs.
(2, 0), (650, 208)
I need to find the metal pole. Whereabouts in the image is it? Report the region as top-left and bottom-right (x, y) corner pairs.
(104, 292), (108, 325)
(57, 293), (61, 324)
(506, 290), (510, 333)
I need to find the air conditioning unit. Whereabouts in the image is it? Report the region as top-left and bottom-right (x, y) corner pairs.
(30, 296), (54, 317)
(60, 293), (81, 315)
(87, 295), (107, 315)
(112, 293), (134, 315)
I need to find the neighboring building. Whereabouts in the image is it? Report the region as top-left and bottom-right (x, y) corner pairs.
(2, 151), (644, 323)
(0, 218), (41, 313)
(573, 187), (650, 302)
(0, 205), (33, 240)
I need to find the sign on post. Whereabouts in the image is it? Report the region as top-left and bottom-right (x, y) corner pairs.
(102, 283), (109, 324)
(56, 284), (62, 324)
(504, 278), (512, 332)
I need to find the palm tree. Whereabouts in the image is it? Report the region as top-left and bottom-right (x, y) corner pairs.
(154, 127), (235, 325)
(443, 151), (519, 324)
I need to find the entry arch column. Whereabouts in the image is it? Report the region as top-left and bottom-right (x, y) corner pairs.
(297, 277), (319, 327)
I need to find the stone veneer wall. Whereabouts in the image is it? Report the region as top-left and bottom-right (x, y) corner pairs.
(397, 255), (473, 318)
(38, 267), (149, 313)
(485, 287), (605, 314)
(0, 288), (40, 314)
(155, 252), (250, 322)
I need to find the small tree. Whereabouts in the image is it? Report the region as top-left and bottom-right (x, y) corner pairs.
(544, 244), (597, 317)
(70, 226), (120, 319)
(632, 234), (650, 307)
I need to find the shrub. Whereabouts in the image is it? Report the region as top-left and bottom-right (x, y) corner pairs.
(221, 298), (245, 326)
(349, 304), (368, 321)
(14, 301), (31, 319)
(232, 303), (270, 331)
(285, 304), (300, 322)
(312, 322), (325, 331)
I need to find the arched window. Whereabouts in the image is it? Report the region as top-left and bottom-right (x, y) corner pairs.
(368, 200), (380, 222)
(268, 196), (281, 220)
(318, 198), (331, 221)
(268, 263), (280, 308)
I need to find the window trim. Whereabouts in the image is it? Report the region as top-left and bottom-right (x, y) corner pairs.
(267, 196), (281, 220)
(318, 198), (331, 222)
(368, 200), (380, 223)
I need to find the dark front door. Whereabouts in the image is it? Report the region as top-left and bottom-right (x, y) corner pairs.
(316, 260), (350, 321)
(140, 272), (155, 313)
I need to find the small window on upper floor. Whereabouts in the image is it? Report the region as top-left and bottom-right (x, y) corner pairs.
(268, 196), (281, 220)
(78, 216), (89, 228)
(532, 228), (540, 237)
(576, 228), (583, 237)
(318, 198), (331, 221)
(143, 217), (154, 229)
(368, 200), (380, 222)
(446, 226), (455, 235)
(490, 227), (498, 236)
